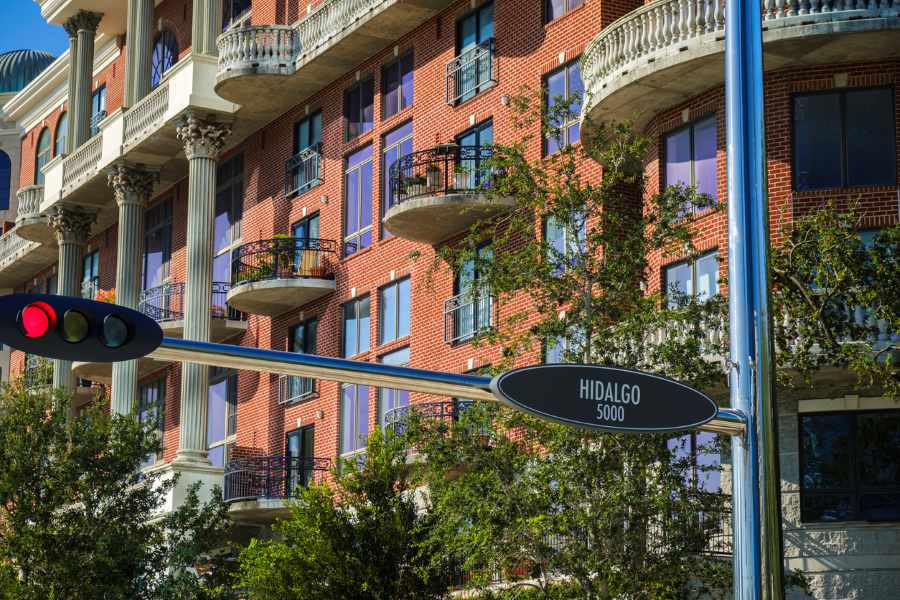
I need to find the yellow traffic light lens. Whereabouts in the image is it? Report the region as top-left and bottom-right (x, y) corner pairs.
(102, 315), (129, 348)
(62, 310), (89, 343)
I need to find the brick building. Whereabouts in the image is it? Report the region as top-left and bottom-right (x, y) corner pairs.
(0, 1), (898, 598)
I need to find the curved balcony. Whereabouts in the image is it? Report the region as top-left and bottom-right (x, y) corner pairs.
(581, 0), (900, 131)
(383, 145), (514, 245)
(138, 282), (248, 341)
(384, 400), (470, 437)
(14, 186), (54, 244)
(224, 455), (331, 522)
(227, 238), (338, 316)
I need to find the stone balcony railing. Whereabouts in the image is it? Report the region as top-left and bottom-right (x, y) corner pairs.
(61, 133), (103, 193)
(16, 185), (43, 220)
(581, 0), (900, 129)
(12, 185), (55, 244)
(123, 82), (170, 150)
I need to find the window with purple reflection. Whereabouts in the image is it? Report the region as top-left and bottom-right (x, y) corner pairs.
(341, 383), (370, 454)
(664, 116), (718, 215)
(214, 154), (244, 254)
(382, 52), (413, 119)
(379, 347), (410, 428)
(344, 145), (373, 255)
(667, 431), (721, 493)
(382, 121), (413, 222)
(207, 368), (237, 468)
(142, 199), (172, 290)
(545, 0), (582, 22)
(345, 77), (375, 141)
(544, 60), (583, 155)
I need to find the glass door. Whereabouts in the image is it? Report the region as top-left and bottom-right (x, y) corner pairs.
(286, 425), (315, 495)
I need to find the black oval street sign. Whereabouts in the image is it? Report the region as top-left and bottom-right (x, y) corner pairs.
(490, 364), (718, 433)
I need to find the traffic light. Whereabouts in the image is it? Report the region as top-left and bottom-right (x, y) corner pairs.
(0, 294), (162, 362)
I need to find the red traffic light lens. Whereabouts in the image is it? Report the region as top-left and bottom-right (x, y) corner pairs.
(19, 302), (57, 339)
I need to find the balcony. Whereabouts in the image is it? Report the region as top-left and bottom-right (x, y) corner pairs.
(0, 228), (57, 288)
(284, 145), (322, 197)
(227, 237), (338, 316)
(215, 0), (455, 123)
(138, 282), (248, 342)
(383, 145), (514, 245)
(444, 287), (495, 345)
(384, 400), (470, 437)
(278, 374), (317, 405)
(14, 185), (54, 244)
(446, 40), (497, 105)
(224, 455), (331, 522)
(581, 0), (900, 131)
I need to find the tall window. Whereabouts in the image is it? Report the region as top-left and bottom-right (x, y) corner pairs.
(0, 150), (9, 210)
(344, 145), (373, 255)
(222, 0), (251, 30)
(544, 60), (583, 154)
(663, 250), (718, 307)
(207, 367), (237, 468)
(214, 154), (243, 284)
(545, 0), (582, 22)
(456, 119), (493, 190)
(382, 52), (413, 119)
(286, 426), (315, 491)
(800, 410), (900, 522)
(90, 85), (107, 136)
(285, 318), (317, 402)
(341, 383), (369, 455)
(450, 243), (493, 343)
(793, 88), (896, 191)
(379, 346), (410, 428)
(379, 277), (410, 344)
(54, 112), (68, 157)
(665, 116), (717, 213)
(138, 378), (165, 470)
(142, 199), (172, 290)
(344, 78), (374, 141)
(667, 431), (721, 493)
(151, 29), (179, 88)
(82, 251), (100, 299)
(452, 2), (494, 104)
(382, 121), (413, 217)
(343, 295), (371, 358)
(545, 213), (585, 273)
(288, 111), (322, 196)
(35, 128), (51, 185)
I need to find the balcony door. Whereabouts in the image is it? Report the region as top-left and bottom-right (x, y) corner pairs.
(292, 213), (320, 276)
(456, 120), (492, 190)
(287, 318), (317, 401)
(455, 2), (494, 103)
(453, 243), (492, 342)
(286, 425), (315, 495)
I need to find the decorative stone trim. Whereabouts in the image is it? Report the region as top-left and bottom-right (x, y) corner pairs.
(48, 206), (95, 245)
(176, 112), (232, 160)
(64, 10), (103, 34)
(107, 162), (157, 207)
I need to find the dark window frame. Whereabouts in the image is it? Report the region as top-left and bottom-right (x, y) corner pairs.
(543, 59), (583, 155)
(378, 276), (411, 345)
(381, 51), (414, 119)
(342, 294), (371, 358)
(544, 0), (584, 23)
(344, 76), (375, 142)
(661, 113), (718, 209)
(662, 248), (719, 305)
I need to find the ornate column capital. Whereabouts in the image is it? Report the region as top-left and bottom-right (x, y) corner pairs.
(176, 112), (232, 160)
(48, 205), (95, 245)
(65, 10), (103, 34)
(107, 162), (157, 207)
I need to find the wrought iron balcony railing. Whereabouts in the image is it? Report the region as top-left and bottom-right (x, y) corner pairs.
(224, 455), (331, 503)
(81, 276), (100, 300)
(444, 287), (495, 345)
(278, 374), (317, 404)
(24, 354), (52, 389)
(138, 282), (244, 322)
(389, 145), (494, 209)
(232, 237), (338, 285)
(383, 400), (473, 436)
(284, 144), (322, 197)
(446, 39), (496, 105)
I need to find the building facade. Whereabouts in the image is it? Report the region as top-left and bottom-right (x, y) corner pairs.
(0, 1), (897, 598)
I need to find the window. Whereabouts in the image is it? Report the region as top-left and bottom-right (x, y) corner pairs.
(456, 120), (493, 190)
(287, 111), (322, 196)
(545, 327), (586, 364)
(0, 151), (9, 210)
(379, 347), (410, 428)
(800, 411), (900, 522)
(214, 154), (243, 284)
(151, 28), (179, 88)
(379, 277), (411, 344)
(207, 368), (237, 468)
(382, 121), (413, 215)
(793, 88), (896, 191)
(341, 383), (369, 455)
(448, 243), (493, 344)
(544, 60), (583, 154)
(285, 318), (317, 403)
(450, 2), (494, 104)
(35, 128), (51, 185)
(222, 0), (251, 30)
(286, 426), (316, 492)
(663, 250), (718, 307)
(382, 52), (413, 119)
(142, 199), (172, 290)
(54, 112), (68, 157)
(667, 431), (721, 493)
(82, 251), (99, 299)
(545, 0), (582, 22)
(664, 116), (717, 212)
(343, 295), (371, 357)
(90, 85), (107, 136)
(46, 274), (57, 295)
(344, 78), (374, 141)
(344, 145), (373, 255)
(138, 378), (165, 470)
(545, 213), (585, 273)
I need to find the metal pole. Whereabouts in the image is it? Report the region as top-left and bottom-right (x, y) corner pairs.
(726, 2), (784, 599)
(150, 337), (747, 437)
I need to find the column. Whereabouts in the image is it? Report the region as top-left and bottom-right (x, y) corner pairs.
(48, 206), (95, 393)
(125, 0), (154, 106)
(62, 22), (79, 154)
(107, 163), (156, 415)
(192, 0), (223, 57)
(65, 11), (103, 148)
(173, 112), (231, 465)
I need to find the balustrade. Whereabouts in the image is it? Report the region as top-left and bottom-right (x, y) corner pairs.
(124, 84), (170, 147)
(61, 135), (103, 191)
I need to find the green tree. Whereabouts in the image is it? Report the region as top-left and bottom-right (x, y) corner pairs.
(0, 382), (237, 600)
(237, 428), (453, 600)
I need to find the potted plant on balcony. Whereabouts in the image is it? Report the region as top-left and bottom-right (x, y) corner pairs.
(425, 163), (442, 191)
(95, 288), (116, 303)
(402, 174), (428, 198)
(453, 164), (471, 191)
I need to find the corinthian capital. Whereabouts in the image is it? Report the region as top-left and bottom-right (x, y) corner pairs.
(107, 162), (157, 207)
(48, 205), (95, 245)
(176, 112), (232, 160)
(65, 11), (103, 34)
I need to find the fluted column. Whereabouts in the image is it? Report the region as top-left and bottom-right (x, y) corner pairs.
(107, 163), (156, 415)
(65, 11), (103, 148)
(62, 22), (79, 154)
(192, 0), (223, 57)
(48, 206), (95, 393)
(173, 113), (231, 465)
(125, 0), (154, 106)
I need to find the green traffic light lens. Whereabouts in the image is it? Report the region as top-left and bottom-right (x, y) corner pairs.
(102, 314), (129, 348)
(62, 309), (89, 343)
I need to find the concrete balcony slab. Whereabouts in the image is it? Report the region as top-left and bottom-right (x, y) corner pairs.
(227, 278), (336, 317)
(383, 192), (515, 245)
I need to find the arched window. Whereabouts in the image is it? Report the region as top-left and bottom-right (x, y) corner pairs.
(151, 29), (179, 88)
(0, 151), (10, 210)
(35, 128), (51, 186)
(55, 112), (68, 157)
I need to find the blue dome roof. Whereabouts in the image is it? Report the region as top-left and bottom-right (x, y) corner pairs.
(0, 50), (55, 94)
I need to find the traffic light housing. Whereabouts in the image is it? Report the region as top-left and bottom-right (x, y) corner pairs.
(0, 294), (163, 362)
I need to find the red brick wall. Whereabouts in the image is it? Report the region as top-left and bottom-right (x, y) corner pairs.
(154, 0), (194, 60)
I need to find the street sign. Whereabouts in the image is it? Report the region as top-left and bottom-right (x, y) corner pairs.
(0, 294), (162, 362)
(490, 364), (718, 433)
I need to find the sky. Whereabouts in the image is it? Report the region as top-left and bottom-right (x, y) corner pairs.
(0, 0), (69, 57)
